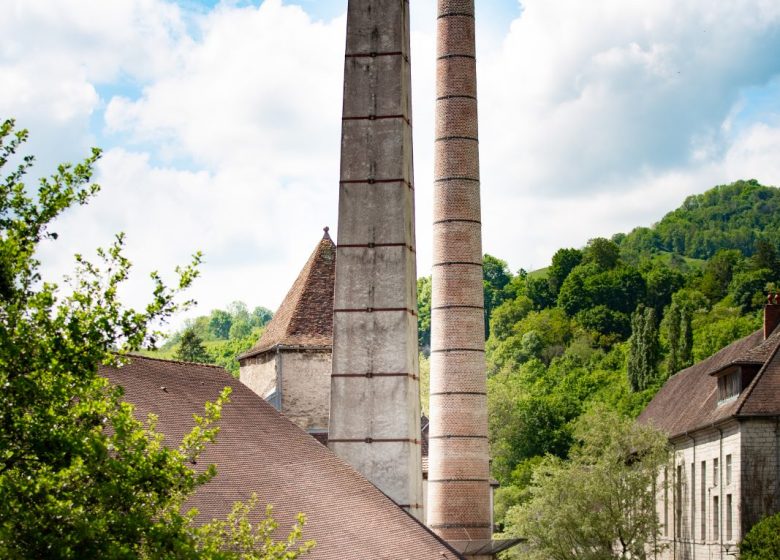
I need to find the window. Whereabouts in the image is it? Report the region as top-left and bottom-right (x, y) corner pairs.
(713, 496), (720, 538)
(691, 463), (696, 533)
(664, 467), (669, 536)
(676, 465), (682, 537)
(718, 371), (741, 401)
(701, 461), (706, 540)
(726, 494), (733, 541)
(714, 458), (719, 486)
(726, 454), (732, 486)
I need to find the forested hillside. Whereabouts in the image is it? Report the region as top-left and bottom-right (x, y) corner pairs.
(140, 301), (273, 375)
(155, 180), (780, 529)
(417, 179), (780, 529)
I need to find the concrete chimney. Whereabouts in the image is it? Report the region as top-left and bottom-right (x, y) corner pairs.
(328, 0), (424, 521)
(428, 0), (492, 552)
(764, 293), (780, 339)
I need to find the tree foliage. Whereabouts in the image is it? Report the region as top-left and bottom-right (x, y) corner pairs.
(176, 328), (211, 363)
(0, 120), (312, 559)
(740, 512), (780, 560)
(627, 305), (660, 392)
(503, 407), (669, 560)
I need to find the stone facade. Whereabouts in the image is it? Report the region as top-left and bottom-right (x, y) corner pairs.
(240, 348), (331, 432)
(653, 418), (780, 560)
(641, 303), (780, 559)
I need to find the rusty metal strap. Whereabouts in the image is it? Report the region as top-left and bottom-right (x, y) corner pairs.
(343, 114), (411, 126)
(435, 135), (478, 143)
(437, 94), (477, 101)
(437, 11), (475, 19)
(432, 304), (484, 311)
(431, 347), (485, 353)
(397, 503), (425, 509)
(433, 218), (482, 226)
(438, 53), (476, 61)
(432, 261), (483, 268)
(340, 178), (414, 190)
(434, 176), (479, 183)
(328, 438), (421, 444)
(332, 372), (419, 380)
(430, 391), (487, 397)
(345, 51), (409, 63)
(337, 242), (415, 253)
(334, 307), (418, 317)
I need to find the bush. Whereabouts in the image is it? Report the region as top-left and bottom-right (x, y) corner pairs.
(741, 512), (780, 560)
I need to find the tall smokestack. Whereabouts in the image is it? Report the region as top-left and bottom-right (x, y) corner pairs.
(428, 0), (491, 551)
(328, 0), (424, 521)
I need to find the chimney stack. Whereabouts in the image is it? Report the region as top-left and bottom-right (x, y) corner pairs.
(764, 293), (780, 339)
(428, 0), (492, 551)
(328, 0), (424, 521)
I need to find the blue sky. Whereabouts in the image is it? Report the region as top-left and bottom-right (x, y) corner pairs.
(3, 0), (780, 327)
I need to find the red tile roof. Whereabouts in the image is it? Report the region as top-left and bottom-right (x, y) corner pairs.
(103, 355), (463, 560)
(239, 231), (335, 360)
(639, 326), (780, 437)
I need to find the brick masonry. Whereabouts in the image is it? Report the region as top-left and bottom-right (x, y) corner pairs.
(428, 0), (492, 546)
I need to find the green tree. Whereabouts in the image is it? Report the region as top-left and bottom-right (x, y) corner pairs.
(251, 306), (273, 327)
(547, 247), (582, 295)
(484, 254), (512, 337)
(583, 237), (620, 270)
(505, 407), (669, 560)
(176, 328), (211, 363)
(627, 305), (660, 391)
(417, 276), (432, 355)
(0, 120), (312, 559)
(209, 309), (233, 339)
(740, 512), (780, 560)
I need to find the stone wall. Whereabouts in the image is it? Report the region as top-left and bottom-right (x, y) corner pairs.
(239, 352), (277, 401)
(653, 418), (780, 560)
(280, 350), (331, 431)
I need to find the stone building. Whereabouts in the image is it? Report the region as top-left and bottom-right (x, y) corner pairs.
(103, 356), (464, 559)
(238, 229), (335, 440)
(639, 299), (780, 559)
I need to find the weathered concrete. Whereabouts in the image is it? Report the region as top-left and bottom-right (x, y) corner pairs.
(428, 0), (492, 548)
(328, 0), (424, 521)
(240, 347), (332, 432)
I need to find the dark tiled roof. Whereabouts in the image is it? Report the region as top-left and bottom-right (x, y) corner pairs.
(239, 232), (335, 360)
(102, 355), (463, 560)
(638, 326), (780, 437)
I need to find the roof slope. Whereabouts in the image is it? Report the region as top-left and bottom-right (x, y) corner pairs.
(240, 231), (335, 359)
(638, 327), (780, 437)
(103, 356), (462, 560)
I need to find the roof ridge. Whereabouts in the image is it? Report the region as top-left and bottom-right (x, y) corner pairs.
(125, 352), (228, 370)
(239, 234), (335, 360)
(735, 329), (780, 416)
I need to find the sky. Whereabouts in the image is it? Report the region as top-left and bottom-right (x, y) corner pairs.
(3, 0), (780, 330)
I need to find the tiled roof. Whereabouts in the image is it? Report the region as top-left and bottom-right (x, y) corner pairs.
(103, 355), (463, 560)
(638, 326), (780, 437)
(239, 231), (335, 360)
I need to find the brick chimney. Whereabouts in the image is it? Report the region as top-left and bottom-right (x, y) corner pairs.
(765, 293), (780, 339)
(428, 0), (492, 551)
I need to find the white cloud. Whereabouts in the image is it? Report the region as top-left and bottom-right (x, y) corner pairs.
(6, 0), (780, 327)
(477, 0), (780, 271)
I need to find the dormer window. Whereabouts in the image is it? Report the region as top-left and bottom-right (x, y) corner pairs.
(718, 371), (741, 402)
